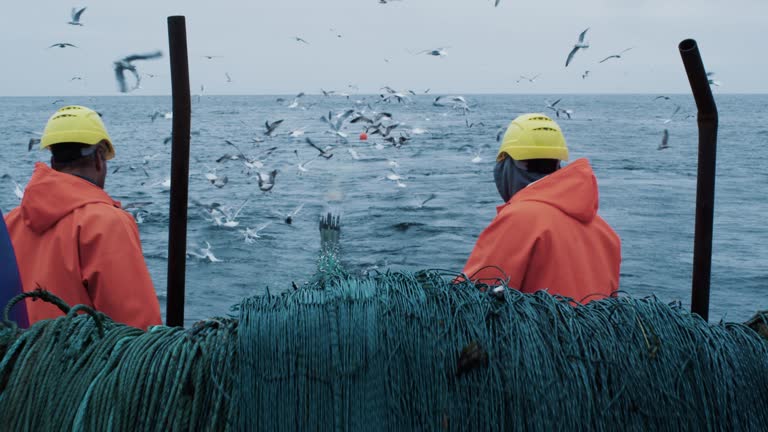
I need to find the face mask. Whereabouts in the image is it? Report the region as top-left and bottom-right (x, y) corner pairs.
(493, 157), (550, 202)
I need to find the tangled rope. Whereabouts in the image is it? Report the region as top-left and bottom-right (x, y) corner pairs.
(1, 271), (767, 431)
(0, 290), (237, 431)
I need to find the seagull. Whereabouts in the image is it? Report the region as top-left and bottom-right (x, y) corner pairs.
(280, 203), (304, 225)
(202, 55), (222, 60)
(465, 119), (486, 128)
(418, 47), (449, 57)
(188, 241), (221, 262)
(294, 150), (318, 173)
(264, 119), (284, 137)
(459, 144), (484, 163)
(13, 181), (24, 201)
(347, 148), (361, 160)
(565, 28), (590, 67)
(599, 47), (634, 63)
(545, 98), (562, 114)
(67, 7), (86, 26)
(25, 131), (42, 151)
(71, 76), (83, 81)
(240, 223), (272, 244)
(658, 129), (669, 150)
(256, 170), (277, 192)
(385, 170), (407, 188)
(287, 92), (305, 109)
(582, 70), (590, 79)
(205, 169), (228, 188)
(653, 95), (671, 101)
(294, 36), (310, 44)
(113, 51), (163, 93)
(211, 199), (249, 228)
(661, 105), (682, 124)
(223, 140), (277, 171)
(306, 137), (334, 159)
(707, 71), (721, 86)
(320, 110), (354, 142)
(516, 74), (541, 83)
(433, 95), (470, 113)
(558, 109), (574, 120)
(415, 193), (437, 208)
(225, 72), (232, 83)
(49, 43), (77, 48)
(288, 127), (306, 138)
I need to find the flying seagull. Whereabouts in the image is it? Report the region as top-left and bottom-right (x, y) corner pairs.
(658, 129), (669, 150)
(240, 223), (272, 244)
(280, 203), (304, 225)
(225, 72), (232, 83)
(516, 74), (541, 83)
(264, 119), (284, 137)
(294, 150), (318, 173)
(565, 28), (590, 67)
(599, 47), (634, 63)
(256, 170), (277, 192)
(68, 7), (86, 26)
(545, 98), (562, 114)
(306, 137), (334, 159)
(49, 43), (77, 48)
(113, 51), (163, 93)
(582, 70), (590, 79)
(294, 36), (310, 44)
(202, 55), (222, 60)
(417, 47), (449, 57)
(653, 95), (671, 101)
(707, 71), (721, 87)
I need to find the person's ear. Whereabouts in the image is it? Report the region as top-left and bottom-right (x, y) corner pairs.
(94, 146), (105, 172)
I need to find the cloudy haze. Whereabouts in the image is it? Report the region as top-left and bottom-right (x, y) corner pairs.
(1, 0), (765, 96)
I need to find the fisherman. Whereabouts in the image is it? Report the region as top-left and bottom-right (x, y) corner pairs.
(4, 106), (161, 329)
(462, 113), (621, 302)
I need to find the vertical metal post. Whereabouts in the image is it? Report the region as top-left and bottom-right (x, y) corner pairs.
(678, 39), (719, 321)
(166, 16), (191, 327)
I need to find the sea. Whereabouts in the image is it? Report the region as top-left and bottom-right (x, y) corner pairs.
(1, 94), (766, 325)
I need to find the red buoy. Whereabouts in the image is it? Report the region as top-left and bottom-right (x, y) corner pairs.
(359, 132), (368, 141)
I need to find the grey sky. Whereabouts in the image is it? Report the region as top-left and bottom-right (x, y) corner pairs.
(1, 0), (765, 96)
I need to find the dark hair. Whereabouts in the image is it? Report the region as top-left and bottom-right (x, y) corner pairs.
(50, 143), (97, 170)
(523, 159), (560, 174)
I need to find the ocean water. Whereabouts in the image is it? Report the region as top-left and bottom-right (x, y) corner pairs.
(1, 94), (766, 325)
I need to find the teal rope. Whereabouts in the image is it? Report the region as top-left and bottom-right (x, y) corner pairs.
(1, 271), (767, 430)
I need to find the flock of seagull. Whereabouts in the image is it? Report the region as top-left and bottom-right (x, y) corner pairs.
(19, 5), (721, 260)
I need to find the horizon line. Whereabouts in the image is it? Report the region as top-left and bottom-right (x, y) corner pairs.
(1, 91), (764, 98)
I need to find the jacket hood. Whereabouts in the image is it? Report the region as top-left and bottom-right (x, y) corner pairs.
(508, 158), (599, 223)
(20, 163), (120, 233)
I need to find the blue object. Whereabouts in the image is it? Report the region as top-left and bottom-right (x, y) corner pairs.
(0, 209), (28, 328)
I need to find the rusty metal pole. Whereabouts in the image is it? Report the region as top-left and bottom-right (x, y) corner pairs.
(166, 16), (191, 327)
(678, 39), (719, 321)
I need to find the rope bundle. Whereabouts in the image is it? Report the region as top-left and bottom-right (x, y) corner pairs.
(1, 272), (767, 431)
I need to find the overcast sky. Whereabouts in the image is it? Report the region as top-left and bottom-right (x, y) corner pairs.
(1, 0), (765, 96)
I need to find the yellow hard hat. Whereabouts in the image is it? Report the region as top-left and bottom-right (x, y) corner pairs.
(40, 105), (115, 160)
(497, 113), (568, 162)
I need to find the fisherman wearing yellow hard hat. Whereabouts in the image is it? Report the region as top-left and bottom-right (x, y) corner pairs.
(462, 113), (622, 302)
(3, 106), (161, 330)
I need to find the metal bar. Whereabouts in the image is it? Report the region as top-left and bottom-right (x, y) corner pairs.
(678, 39), (719, 321)
(166, 16), (191, 327)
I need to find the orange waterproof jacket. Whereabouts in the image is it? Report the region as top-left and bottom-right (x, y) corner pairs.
(462, 158), (621, 302)
(4, 163), (161, 330)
